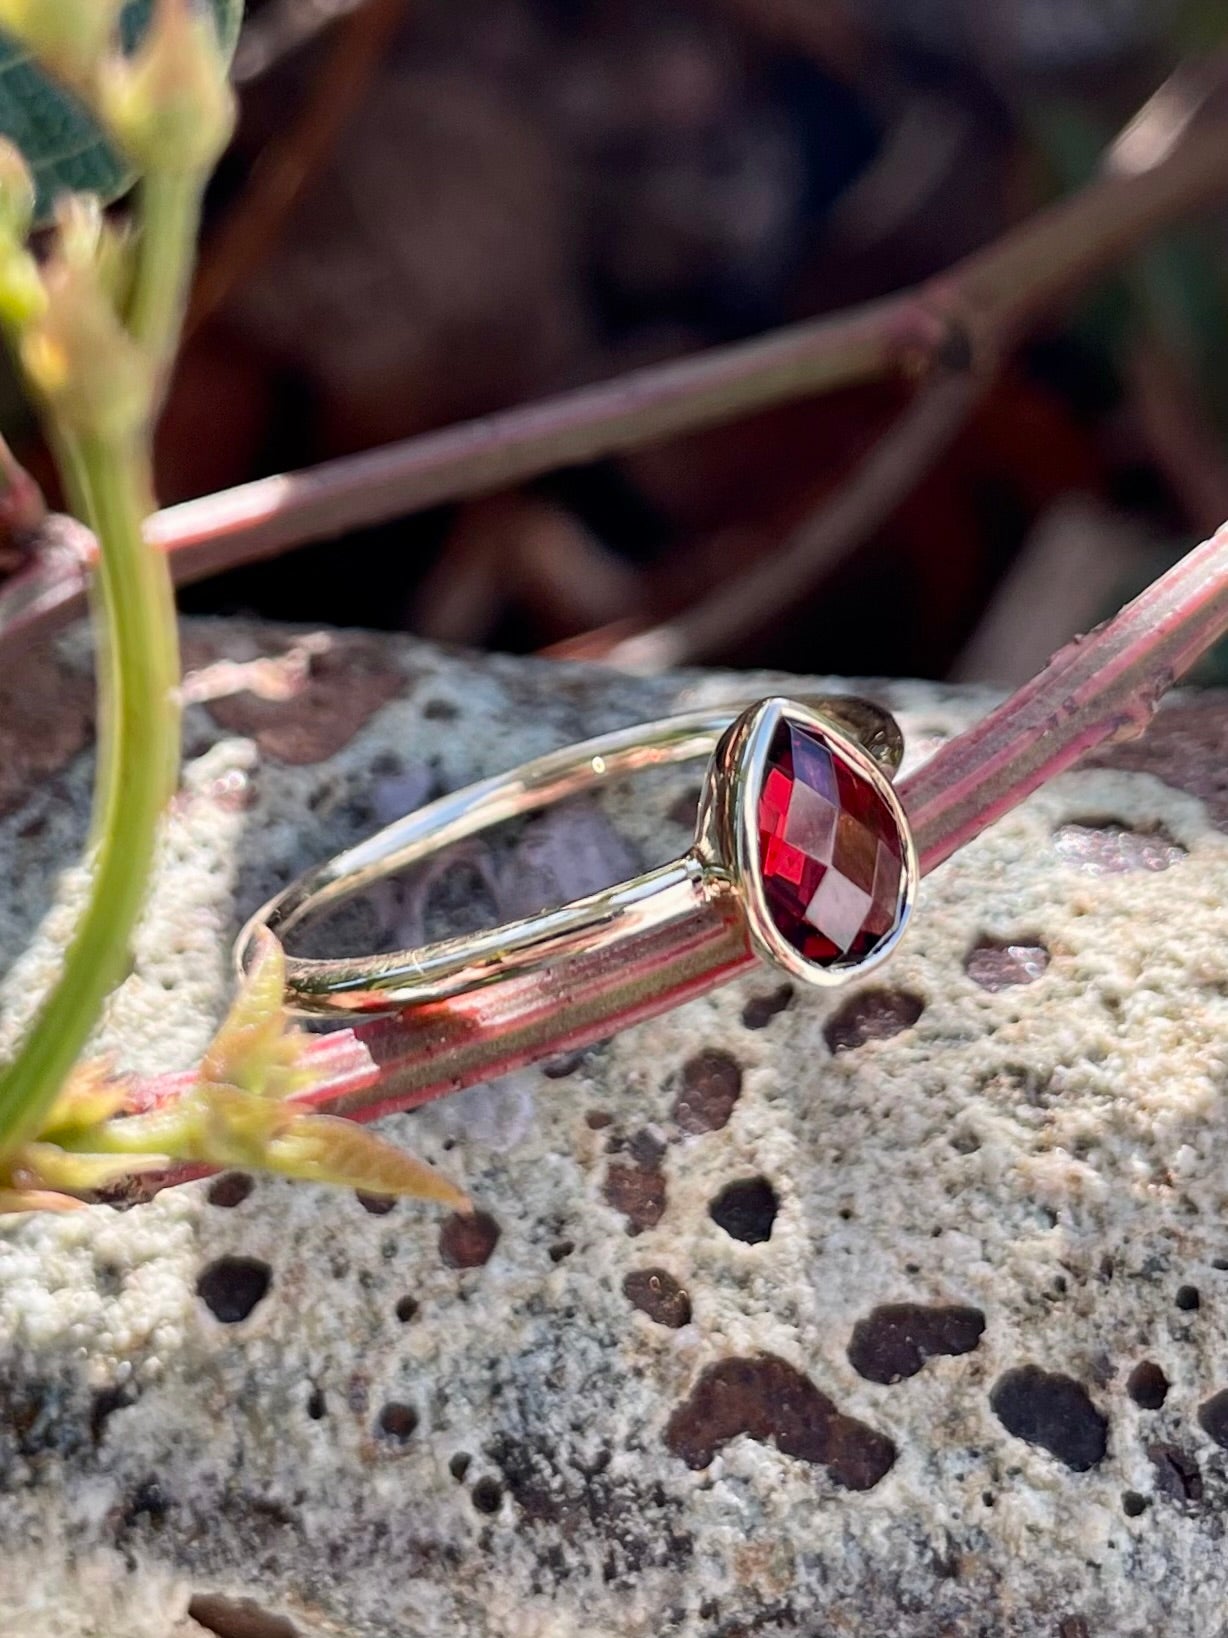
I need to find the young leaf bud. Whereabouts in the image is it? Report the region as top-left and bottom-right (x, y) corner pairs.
(20, 198), (151, 440)
(100, 0), (235, 175)
(0, 247), (46, 329)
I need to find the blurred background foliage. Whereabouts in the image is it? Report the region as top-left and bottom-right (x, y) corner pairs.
(11, 0), (1228, 684)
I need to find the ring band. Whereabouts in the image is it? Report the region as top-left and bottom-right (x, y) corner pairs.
(238, 697), (917, 1056)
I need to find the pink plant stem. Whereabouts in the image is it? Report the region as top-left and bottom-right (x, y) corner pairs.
(128, 520), (1228, 1202)
(901, 521), (1228, 872)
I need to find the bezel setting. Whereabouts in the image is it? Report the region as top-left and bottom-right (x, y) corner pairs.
(696, 696), (917, 988)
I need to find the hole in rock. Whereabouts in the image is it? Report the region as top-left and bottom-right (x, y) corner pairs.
(196, 1257), (272, 1324)
(989, 1365), (1107, 1471)
(665, 1353), (895, 1490)
(377, 1402), (419, 1441)
(440, 1211), (501, 1268)
(207, 1173), (254, 1208)
(708, 1177), (778, 1244)
(623, 1268), (693, 1328)
(89, 1385), (133, 1445)
(965, 938), (1050, 992)
(824, 989), (924, 1054)
(395, 1296), (419, 1323)
(471, 1477), (503, 1514)
(187, 1593), (300, 1638)
(1176, 1284), (1201, 1311)
(1126, 1361), (1169, 1409)
(1148, 1441), (1203, 1502)
(357, 1191), (396, 1216)
(541, 1049), (587, 1079)
(548, 1240), (574, 1264)
(673, 1049), (743, 1134)
(1052, 820), (1185, 875)
(123, 1479), (169, 1530)
(847, 1303), (985, 1383)
(627, 1127), (667, 1168)
(741, 984), (794, 1030)
(1198, 1389), (1228, 1449)
(604, 1162), (667, 1234)
(1122, 1490), (1148, 1517)
(306, 1388), (326, 1421)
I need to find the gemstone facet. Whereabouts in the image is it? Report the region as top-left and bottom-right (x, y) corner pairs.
(755, 719), (904, 967)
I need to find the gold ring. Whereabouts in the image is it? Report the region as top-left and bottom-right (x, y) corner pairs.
(237, 696), (917, 1050)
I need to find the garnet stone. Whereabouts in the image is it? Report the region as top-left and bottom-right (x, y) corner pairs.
(756, 719), (904, 967)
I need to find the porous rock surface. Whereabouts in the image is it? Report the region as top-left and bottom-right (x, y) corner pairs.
(3, 622), (1228, 1637)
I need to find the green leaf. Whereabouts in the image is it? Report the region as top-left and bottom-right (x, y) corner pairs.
(202, 927), (315, 1100)
(260, 1110), (471, 1208)
(0, 0), (242, 222)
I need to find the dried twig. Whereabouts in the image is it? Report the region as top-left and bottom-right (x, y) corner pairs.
(411, 494), (644, 645)
(598, 372), (980, 672)
(4, 70), (1228, 658)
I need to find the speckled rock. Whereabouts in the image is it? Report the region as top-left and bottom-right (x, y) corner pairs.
(4, 621), (1228, 1638)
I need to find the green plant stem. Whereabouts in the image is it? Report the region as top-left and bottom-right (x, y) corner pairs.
(0, 432), (179, 1156)
(49, 427), (122, 848)
(127, 169), (203, 385)
(62, 1104), (201, 1157)
(0, 154), (207, 1159)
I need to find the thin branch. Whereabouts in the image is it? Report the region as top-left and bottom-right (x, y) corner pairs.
(147, 296), (927, 558)
(411, 493), (644, 645)
(5, 66), (1228, 658)
(0, 294), (926, 655)
(598, 372), (980, 672)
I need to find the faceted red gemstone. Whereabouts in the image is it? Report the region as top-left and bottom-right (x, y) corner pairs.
(755, 719), (904, 967)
